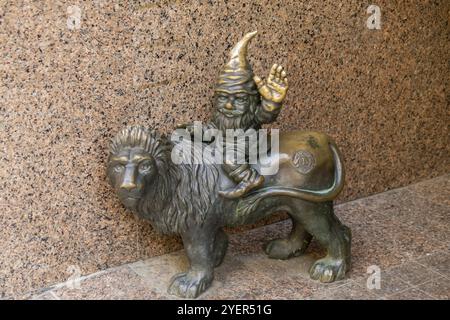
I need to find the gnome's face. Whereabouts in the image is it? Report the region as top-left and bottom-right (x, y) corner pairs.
(215, 91), (250, 118)
(212, 91), (258, 131)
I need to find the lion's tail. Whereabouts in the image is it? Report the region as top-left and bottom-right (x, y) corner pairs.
(236, 141), (345, 216)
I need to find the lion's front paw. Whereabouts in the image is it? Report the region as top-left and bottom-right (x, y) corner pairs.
(168, 271), (213, 299)
(309, 257), (347, 283)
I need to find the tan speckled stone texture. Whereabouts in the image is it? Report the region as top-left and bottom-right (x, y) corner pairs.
(1, 1), (449, 297)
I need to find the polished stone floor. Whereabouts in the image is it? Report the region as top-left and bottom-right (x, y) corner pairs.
(28, 175), (449, 300)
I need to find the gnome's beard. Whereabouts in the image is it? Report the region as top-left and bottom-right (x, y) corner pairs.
(212, 110), (256, 132)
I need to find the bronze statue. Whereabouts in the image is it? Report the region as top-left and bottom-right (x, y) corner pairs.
(107, 32), (351, 298)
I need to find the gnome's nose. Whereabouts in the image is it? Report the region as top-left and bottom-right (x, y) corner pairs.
(225, 102), (233, 110)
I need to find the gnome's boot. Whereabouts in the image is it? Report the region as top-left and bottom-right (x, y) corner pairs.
(219, 163), (264, 199)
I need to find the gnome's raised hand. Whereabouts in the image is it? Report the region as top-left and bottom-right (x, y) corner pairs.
(254, 64), (288, 108)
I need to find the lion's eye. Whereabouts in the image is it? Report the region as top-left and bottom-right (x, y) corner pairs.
(114, 164), (124, 173)
(138, 161), (151, 173)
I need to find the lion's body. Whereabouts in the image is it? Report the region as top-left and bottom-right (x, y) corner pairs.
(108, 127), (351, 298)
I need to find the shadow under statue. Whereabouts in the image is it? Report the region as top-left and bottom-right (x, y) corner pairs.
(107, 31), (351, 299)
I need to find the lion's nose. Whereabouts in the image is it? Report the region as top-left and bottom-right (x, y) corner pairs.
(120, 168), (137, 191)
(120, 181), (137, 191)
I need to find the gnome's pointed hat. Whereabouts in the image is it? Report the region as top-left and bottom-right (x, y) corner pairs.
(215, 31), (258, 94)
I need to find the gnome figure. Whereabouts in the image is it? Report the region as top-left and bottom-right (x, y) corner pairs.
(178, 31), (289, 198)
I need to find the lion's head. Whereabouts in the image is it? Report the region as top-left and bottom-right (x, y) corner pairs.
(107, 126), (171, 212)
(107, 125), (219, 234)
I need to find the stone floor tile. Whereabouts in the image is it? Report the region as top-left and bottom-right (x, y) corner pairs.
(352, 270), (412, 298)
(200, 268), (277, 300)
(344, 207), (448, 275)
(128, 250), (189, 295)
(51, 266), (162, 300)
(334, 198), (436, 277)
(415, 251), (450, 278)
(415, 276), (450, 300)
(236, 252), (316, 280)
(353, 185), (449, 233)
(346, 222), (409, 277)
(313, 281), (379, 300)
(251, 277), (331, 300)
(29, 290), (59, 300)
(388, 288), (435, 300)
(388, 261), (443, 286)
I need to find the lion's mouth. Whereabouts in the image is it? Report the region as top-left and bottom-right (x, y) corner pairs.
(117, 191), (142, 206)
(118, 188), (142, 198)
(124, 196), (140, 200)
(120, 196), (141, 208)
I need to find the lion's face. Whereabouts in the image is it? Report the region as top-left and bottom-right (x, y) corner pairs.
(107, 147), (157, 210)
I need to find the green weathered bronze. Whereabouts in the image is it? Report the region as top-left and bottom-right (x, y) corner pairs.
(107, 31), (351, 299)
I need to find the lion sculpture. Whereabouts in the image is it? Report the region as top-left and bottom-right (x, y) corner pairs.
(107, 126), (351, 298)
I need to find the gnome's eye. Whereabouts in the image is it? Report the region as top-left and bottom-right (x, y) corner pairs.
(236, 97), (248, 103)
(218, 95), (228, 102)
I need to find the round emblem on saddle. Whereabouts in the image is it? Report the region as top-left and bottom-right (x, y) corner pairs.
(292, 150), (315, 174)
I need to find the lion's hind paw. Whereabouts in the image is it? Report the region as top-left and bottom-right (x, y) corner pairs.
(309, 257), (347, 283)
(168, 271), (213, 299)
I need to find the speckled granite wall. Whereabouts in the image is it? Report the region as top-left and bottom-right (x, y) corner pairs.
(1, 1), (448, 297)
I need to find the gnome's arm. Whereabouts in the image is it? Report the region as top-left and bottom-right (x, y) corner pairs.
(253, 64), (289, 125)
(255, 100), (282, 124)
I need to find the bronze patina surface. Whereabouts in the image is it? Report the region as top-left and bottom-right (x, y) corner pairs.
(107, 32), (351, 298)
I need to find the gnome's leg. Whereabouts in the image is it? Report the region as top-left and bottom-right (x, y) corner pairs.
(219, 144), (264, 199)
